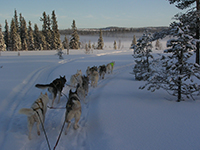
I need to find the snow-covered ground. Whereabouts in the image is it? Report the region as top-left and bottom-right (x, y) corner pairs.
(0, 36), (200, 150)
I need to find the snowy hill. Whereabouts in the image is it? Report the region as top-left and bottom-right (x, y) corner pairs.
(0, 42), (200, 150)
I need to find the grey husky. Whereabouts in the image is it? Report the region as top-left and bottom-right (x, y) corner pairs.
(35, 75), (67, 107)
(77, 75), (89, 102)
(65, 84), (81, 135)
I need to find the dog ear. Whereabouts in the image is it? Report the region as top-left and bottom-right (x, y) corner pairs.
(40, 92), (43, 95)
(75, 83), (80, 93)
(45, 92), (47, 96)
(69, 89), (72, 95)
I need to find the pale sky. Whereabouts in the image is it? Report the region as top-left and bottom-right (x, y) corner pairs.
(0, 0), (182, 30)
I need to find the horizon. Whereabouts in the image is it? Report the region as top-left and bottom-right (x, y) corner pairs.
(0, 0), (181, 30)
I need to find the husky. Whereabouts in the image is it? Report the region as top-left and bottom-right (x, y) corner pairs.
(19, 92), (49, 140)
(65, 84), (81, 135)
(70, 70), (82, 87)
(89, 70), (99, 87)
(98, 65), (107, 79)
(86, 66), (98, 76)
(77, 75), (89, 101)
(35, 75), (67, 107)
(106, 61), (115, 74)
(86, 66), (99, 87)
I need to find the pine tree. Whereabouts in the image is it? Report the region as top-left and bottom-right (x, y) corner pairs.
(51, 10), (61, 50)
(40, 11), (48, 37)
(140, 22), (200, 102)
(132, 30), (153, 80)
(62, 35), (69, 49)
(168, 0), (200, 64)
(4, 20), (10, 50)
(40, 33), (47, 50)
(10, 19), (21, 51)
(97, 29), (104, 49)
(114, 40), (117, 50)
(0, 24), (6, 51)
(33, 24), (41, 50)
(46, 15), (52, 50)
(40, 12), (48, 49)
(131, 35), (137, 47)
(85, 43), (89, 54)
(14, 9), (19, 33)
(23, 38), (28, 51)
(88, 40), (91, 50)
(28, 21), (35, 50)
(69, 20), (80, 49)
(19, 13), (28, 50)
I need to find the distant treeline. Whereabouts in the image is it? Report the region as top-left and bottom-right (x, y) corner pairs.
(59, 26), (169, 36)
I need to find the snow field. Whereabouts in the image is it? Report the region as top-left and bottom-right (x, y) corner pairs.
(0, 36), (200, 150)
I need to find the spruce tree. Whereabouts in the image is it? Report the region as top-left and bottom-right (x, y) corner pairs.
(69, 20), (80, 49)
(23, 38), (28, 51)
(88, 40), (91, 50)
(40, 33), (47, 50)
(131, 35), (137, 47)
(46, 15), (52, 50)
(4, 20), (10, 50)
(28, 21), (35, 50)
(97, 29), (104, 49)
(19, 13), (28, 50)
(168, 0), (200, 64)
(0, 24), (6, 51)
(140, 22), (200, 102)
(10, 19), (21, 51)
(40, 11), (48, 37)
(114, 40), (117, 50)
(40, 11), (48, 49)
(132, 30), (153, 80)
(51, 10), (61, 50)
(33, 24), (41, 50)
(62, 35), (69, 49)
(14, 9), (19, 33)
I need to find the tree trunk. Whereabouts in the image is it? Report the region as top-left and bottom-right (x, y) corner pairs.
(196, 0), (200, 64)
(177, 50), (183, 102)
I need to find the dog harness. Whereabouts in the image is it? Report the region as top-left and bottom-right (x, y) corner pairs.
(66, 95), (80, 113)
(110, 62), (114, 67)
(32, 98), (44, 114)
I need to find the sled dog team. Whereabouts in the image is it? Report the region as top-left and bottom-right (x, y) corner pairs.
(19, 61), (115, 140)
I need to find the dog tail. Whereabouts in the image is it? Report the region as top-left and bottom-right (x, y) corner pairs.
(19, 108), (35, 116)
(35, 84), (51, 89)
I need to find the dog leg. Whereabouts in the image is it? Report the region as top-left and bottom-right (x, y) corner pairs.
(51, 98), (56, 107)
(36, 122), (41, 136)
(74, 114), (80, 130)
(57, 91), (61, 104)
(65, 121), (71, 135)
(28, 117), (34, 140)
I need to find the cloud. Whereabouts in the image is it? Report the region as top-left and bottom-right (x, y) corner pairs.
(85, 14), (95, 19)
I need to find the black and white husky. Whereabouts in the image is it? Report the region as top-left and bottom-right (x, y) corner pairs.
(35, 75), (67, 107)
(19, 92), (49, 140)
(98, 65), (107, 79)
(65, 84), (81, 135)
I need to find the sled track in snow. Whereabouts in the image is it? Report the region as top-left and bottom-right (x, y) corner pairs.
(0, 53), (133, 150)
(59, 62), (134, 150)
(0, 56), (87, 150)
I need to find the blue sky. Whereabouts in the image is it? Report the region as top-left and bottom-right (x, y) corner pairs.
(0, 0), (182, 30)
